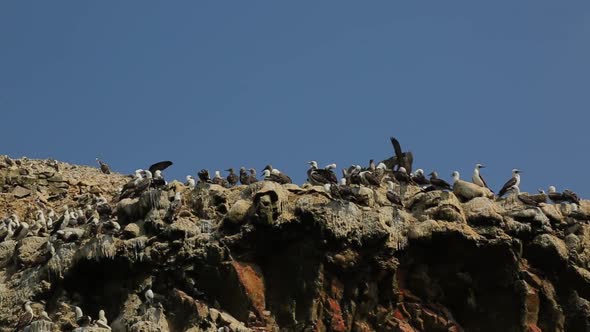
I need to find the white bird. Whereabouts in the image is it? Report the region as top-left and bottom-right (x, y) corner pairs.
(452, 171), (461, 184)
(186, 175), (196, 188)
(472, 163), (491, 190)
(145, 288), (154, 305)
(498, 169), (521, 197)
(96, 309), (111, 330)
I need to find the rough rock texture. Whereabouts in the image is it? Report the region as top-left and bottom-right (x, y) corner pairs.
(0, 156), (590, 331)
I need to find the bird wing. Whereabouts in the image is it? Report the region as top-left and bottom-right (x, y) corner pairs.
(479, 173), (490, 189)
(148, 161), (173, 174)
(390, 137), (403, 161)
(499, 177), (517, 196)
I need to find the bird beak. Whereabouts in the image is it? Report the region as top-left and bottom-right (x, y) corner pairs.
(480, 165), (486, 168)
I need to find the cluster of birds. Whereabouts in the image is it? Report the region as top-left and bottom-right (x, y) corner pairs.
(14, 288), (163, 331)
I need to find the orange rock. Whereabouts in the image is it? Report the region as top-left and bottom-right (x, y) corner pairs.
(230, 261), (266, 315)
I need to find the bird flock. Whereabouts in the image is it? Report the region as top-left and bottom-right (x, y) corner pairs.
(1, 137), (582, 330)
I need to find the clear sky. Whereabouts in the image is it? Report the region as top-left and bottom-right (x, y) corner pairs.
(1, 2), (589, 196)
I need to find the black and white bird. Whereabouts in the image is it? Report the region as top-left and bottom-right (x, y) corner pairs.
(95, 309), (110, 330)
(394, 166), (414, 185)
(164, 192), (182, 223)
(145, 288), (154, 305)
(75, 306), (91, 327)
(411, 169), (430, 186)
(547, 186), (565, 203)
(262, 168), (292, 184)
(498, 169), (521, 197)
(197, 169), (211, 184)
(472, 164), (491, 191)
(428, 171), (452, 191)
(307, 161), (338, 185)
(563, 189), (581, 205)
(239, 167), (250, 185)
(212, 171), (229, 187)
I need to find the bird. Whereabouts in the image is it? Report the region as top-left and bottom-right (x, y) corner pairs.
(518, 193), (540, 207)
(563, 189), (581, 205)
(451, 171), (461, 186)
(185, 175), (196, 188)
(197, 169), (211, 184)
(14, 301), (34, 331)
(164, 192), (182, 223)
(119, 170), (144, 199)
(498, 169), (521, 197)
(307, 161), (338, 185)
(145, 288), (154, 305)
(95, 309), (110, 330)
(152, 170), (167, 188)
(212, 171), (229, 187)
(472, 164), (491, 191)
(429, 171), (452, 191)
(96, 158), (111, 174)
(239, 167), (250, 185)
(148, 161), (173, 176)
(74, 306), (91, 327)
(386, 181), (404, 207)
(262, 168), (292, 184)
(548, 186), (565, 204)
(226, 168), (238, 187)
(386, 137), (414, 173)
(394, 166), (414, 185)
(359, 170), (380, 187)
(411, 169), (430, 186)
(38, 310), (52, 322)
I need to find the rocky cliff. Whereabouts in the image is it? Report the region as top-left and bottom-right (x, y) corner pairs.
(1, 156), (590, 332)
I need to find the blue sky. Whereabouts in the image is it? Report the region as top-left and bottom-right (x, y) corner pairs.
(1, 2), (589, 196)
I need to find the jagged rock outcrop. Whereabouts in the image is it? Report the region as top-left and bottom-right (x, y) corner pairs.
(0, 155), (589, 331)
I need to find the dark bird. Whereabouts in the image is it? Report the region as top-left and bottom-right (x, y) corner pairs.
(518, 193), (541, 207)
(498, 169), (521, 197)
(411, 169), (430, 186)
(386, 181), (404, 207)
(239, 167), (250, 185)
(307, 161), (338, 185)
(472, 164), (491, 191)
(262, 169), (292, 184)
(563, 189), (581, 205)
(343, 165), (363, 185)
(164, 192), (182, 223)
(197, 169), (211, 184)
(14, 301), (34, 332)
(429, 171), (452, 191)
(359, 170), (380, 187)
(248, 168), (258, 184)
(148, 161), (173, 175)
(226, 168), (238, 187)
(96, 158), (111, 174)
(383, 137), (414, 173)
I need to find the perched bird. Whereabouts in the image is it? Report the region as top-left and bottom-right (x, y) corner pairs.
(239, 167), (250, 185)
(38, 310), (52, 322)
(429, 171), (452, 191)
(145, 288), (154, 305)
(248, 169), (258, 184)
(96, 158), (111, 174)
(394, 166), (414, 185)
(95, 309), (110, 330)
(14, 301), (34, 331)
(359, 170), (380, 187)
(385, 137), (414, 173)
(148, 161), (173, 176)
(386, 181), (404, 207)
(498, 169), (521, 197)
(262, 168), (292, 184)
(472, 164), (491, 191)
(197, 169), (211, 184)
(212, 171), (229, 187)
(548, 186), (565, 204)
(307, 161), (338, 185)
(164, 192), (182, 223)
(226, 168), (238, 187)
(75, 306), (91, 327)
(518, 193), (541, 207)
(411, 169), (430, 186)
(563, 189), (581, 205)
(152, 170), (167, 188)
(185, 175), (196, 188)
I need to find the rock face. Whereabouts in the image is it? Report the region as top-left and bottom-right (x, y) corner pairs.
(0, 156), (590, 331)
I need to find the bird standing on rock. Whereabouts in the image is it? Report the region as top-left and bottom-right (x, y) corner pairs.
(472, 164), (491, 191)
(96, 158), (111, 174)
(498, 169), (521, 197)
(429, 171), (452, 191)
(226, 168), (238, 187)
